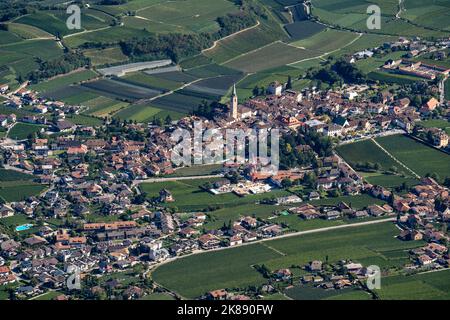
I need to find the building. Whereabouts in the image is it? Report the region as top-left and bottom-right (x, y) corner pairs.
(230, 83), (238, 120)
(267, 81), (283, 96)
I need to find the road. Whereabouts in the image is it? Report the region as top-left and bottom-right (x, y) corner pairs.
(148, 217), (396, 275)
(337, 129), (405, 146)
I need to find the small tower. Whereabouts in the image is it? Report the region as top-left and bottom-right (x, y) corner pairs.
(231, 83), (238, 120)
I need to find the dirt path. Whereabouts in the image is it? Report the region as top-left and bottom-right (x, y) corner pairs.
(202, 20), (261, 54)
(371, 138), (421, 179)
(287, 32), (363, 66)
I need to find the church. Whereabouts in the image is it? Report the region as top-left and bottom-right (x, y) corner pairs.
(229, 84), (253, 121)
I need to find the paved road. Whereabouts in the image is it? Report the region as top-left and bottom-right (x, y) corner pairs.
(149, 217), (396, 273)
(337, 129), (405, 146)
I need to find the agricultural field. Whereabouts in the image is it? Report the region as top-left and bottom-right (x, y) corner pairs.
(375, 134), (450, 181)
(336, 139), (407, 174)
(310, 0), (449, 38)
(224, 42), (317, 73)
(203, 24), (279, 64)
(0, 170), (46, 203)
(137, 0), (239, 33)
(82, 47), (128, 67)
(140, 178), (291, 212)
(291, 28), (360, 55)
(367, 70), (422, 85)
(0, 40), (64, 80)
(378, 269), (450, 300)
(29, 69), (99, 93)
(400, 0), (450, 32)
(284, 20), (326, 40)
(82, 78), (162, 101)
(336, 138), (423, 189)
(6, 23), (53, 39)
(8, 123), (47, 140)
(15, 9), (113, 37)
(152, 222), (423, 299)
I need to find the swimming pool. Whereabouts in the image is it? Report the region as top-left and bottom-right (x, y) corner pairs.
(15, 224), (33, 232)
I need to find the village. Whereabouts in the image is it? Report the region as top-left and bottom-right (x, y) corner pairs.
(0, 35), (449, 300)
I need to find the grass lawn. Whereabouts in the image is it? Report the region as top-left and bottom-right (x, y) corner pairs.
(152, 222), (423, 299)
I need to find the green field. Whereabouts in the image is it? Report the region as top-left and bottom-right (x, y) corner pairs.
(378, 270), (450, 300)
(138, 0), (239, 33)
(29, 69), (98, 93)
(375, 134), (450, 181)
(203, 24), (278, 64)
(225, 42), (317, 73)
(140, 178), (291, 212)
(291, 28), (360, 54)
(310, 0), (449, 38)
(82, 47), (128, 67)
(337, 139), (407, 175)
(152, 222), (423, 298)
(0, 170), (46, 202)
(8, 123), (46, 140)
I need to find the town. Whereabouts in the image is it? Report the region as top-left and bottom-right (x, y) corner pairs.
(0, 0), (450, 301)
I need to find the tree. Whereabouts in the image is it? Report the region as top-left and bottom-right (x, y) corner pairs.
(165, 114), (172, 125)
(286, 76), (292, 90)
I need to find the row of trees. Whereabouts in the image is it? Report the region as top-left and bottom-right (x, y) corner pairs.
(119, 11), (256, 62)
(27, 52), (90, 83)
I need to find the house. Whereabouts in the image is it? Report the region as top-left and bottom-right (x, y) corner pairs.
(399, 229), (423, 241)
(0, 205), (14, 219)
(274, 268), (292, 280)
(324, 124), (343, 137)
(323, 210), (341, 220)
(198, 234), (221, 250)
(0, 84), (9, 93)
(158, 189), (174, 203)
(229, 235), (242, 246)
(417, 254), (433, 266)
(309, 260), (323, 272)
(420, 98), (439, 114)
(207, 289), (228, 300)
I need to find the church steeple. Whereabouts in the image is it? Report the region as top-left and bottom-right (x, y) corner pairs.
(231, 83), (238, 120)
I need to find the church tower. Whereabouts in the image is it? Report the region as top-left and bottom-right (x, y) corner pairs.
(231, 83), (238, 120)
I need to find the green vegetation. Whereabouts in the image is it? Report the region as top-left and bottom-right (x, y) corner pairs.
(379, 270), (450, 300)
(29, 69), (98, 93)
(152, 222), (423, 298)
(224, 42), (317, 73)
(140, 178), (291, 211)
(310, 0), (449, 38)
(8, 123), (46, 140)
(376, 134), (450, 182)
(0, 170), (46, 202)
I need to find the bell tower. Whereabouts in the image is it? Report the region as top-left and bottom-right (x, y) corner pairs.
(231, 83), (238, 120)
